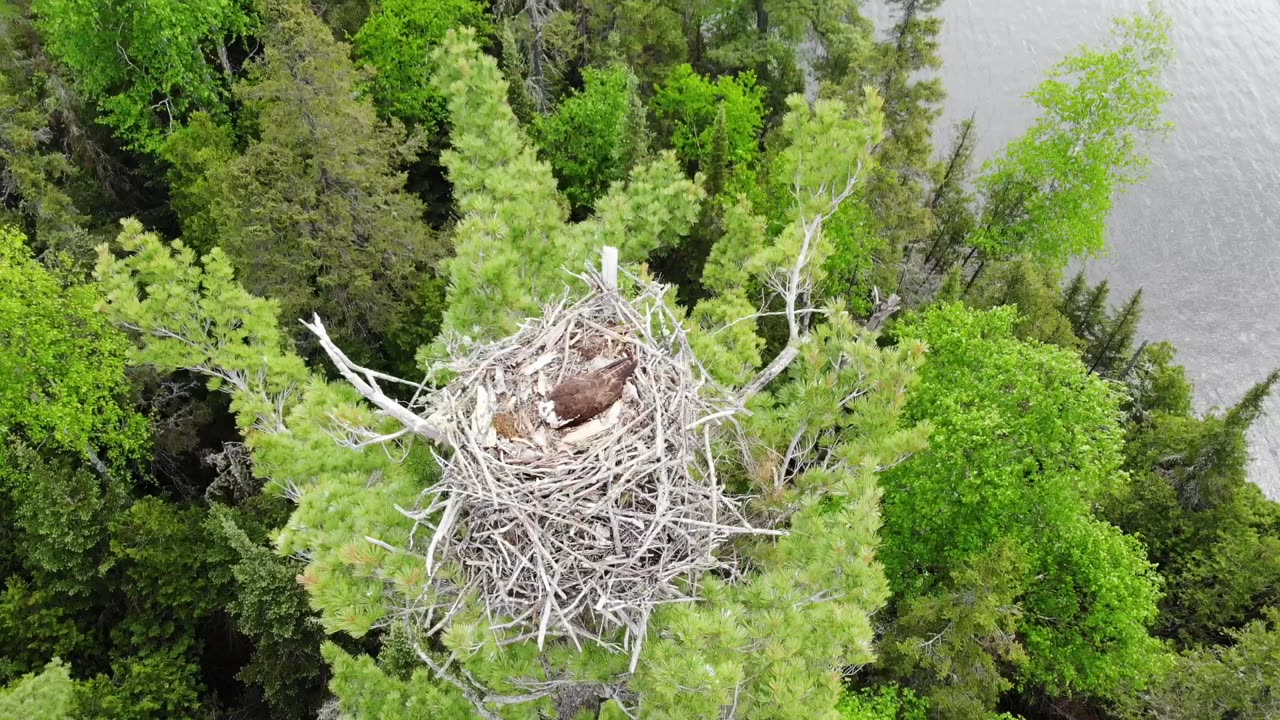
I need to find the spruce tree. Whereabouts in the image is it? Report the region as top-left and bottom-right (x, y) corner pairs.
(203, 0), (447, 366)
(1087, 288), (1143, 375)
(860, 0), (945, 296)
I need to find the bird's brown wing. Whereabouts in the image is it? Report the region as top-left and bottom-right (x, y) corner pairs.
(547, 358), (636, 427)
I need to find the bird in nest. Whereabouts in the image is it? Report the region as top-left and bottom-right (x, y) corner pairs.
(538, 357), (637, 429)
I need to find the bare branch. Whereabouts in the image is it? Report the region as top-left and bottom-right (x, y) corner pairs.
(301, 314), (451, 447)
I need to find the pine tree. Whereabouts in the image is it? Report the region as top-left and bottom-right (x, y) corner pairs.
(0, 660), (75, 720)
(94, 28), (934, 718)
(1087, 288), (1143, 375)
(906, 117), (977, 302)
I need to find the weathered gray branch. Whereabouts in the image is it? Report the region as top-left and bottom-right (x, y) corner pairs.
(301, 314), (451, 447)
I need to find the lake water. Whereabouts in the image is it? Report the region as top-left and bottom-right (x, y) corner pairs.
(873, 0), (1280, 498)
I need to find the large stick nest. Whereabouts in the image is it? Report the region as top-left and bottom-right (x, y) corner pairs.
(399, 272), (764, 666)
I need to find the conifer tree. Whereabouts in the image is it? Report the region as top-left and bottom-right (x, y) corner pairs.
(0, 660), (75, 720)
(201, 0), (446, 365)
(906, 117), (977, 302)
(1127, 609), (1280, 720)
(1087, 288), (1143, 375)
(0, 71), (90, 261)
(857, 0), (945, 297)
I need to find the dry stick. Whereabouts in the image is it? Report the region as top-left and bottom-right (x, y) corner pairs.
(302, 314), (451, 446)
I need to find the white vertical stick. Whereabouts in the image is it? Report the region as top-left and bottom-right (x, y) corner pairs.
(602, 245), (619, 291)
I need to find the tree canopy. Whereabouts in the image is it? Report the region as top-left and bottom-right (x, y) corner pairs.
(4, 3), (1275, 720)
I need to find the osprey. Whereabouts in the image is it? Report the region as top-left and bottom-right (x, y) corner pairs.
(538, 357), (637, 429)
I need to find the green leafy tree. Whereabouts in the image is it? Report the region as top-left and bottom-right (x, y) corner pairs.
(31, 0), (256, 152)
(651, 64), (764, 174)
(965, 10), (1172, 282)
(881, 304), (1166, 700)
(532, 64), (650, 214)
(0, 225), (144, 462)
(837, 684), (928, 720)
(353, 0), (489, 129)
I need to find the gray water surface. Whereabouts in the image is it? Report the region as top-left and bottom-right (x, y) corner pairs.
(885, 0), (1280, 497)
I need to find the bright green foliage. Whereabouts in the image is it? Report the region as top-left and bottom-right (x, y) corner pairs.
(819, 196), (890, 315)
(96, 219), (310, 435)
(95, 220), (424, 645)
(31, 0), (255, 152)
(882, 542), (1028, 719)
(1124, 609), (1280, 720)
(690, 89), (885, 384)
(0, 659), (75, 720)
(0, 580), (92, 685)
(882, 304), (1165, 698)
(971, 10), (1172, 269)
(532, 65), (649, 213)
(1122, 341), (1194, 421)
(430, 28), (701, 342)
(0, 226), (144, 461)
(353, 0), (489, 129)
(837, 684), (928, 720)
(651, 64), (764, 172)
(76, 646), (207, 720)
(207, 0), (444, 363)
(323, 643), (474, 719)
(632, 310), (927, 719)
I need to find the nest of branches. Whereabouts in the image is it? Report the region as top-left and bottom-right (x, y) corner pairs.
(312, 269), (774, 668)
